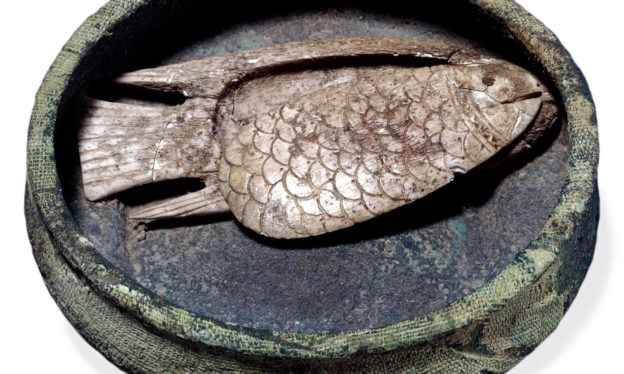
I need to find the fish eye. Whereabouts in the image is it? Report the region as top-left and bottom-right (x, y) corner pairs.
(482, 74), (496, 87)
(484, 75), (515, 103)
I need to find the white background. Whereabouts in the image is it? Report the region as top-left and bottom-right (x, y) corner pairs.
(0, 1), (621, 372)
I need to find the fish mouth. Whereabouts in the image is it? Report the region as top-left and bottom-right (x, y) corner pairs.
(505, 90), (543, 104)
(502, 71), (549, 138)
(506, 88), (559, 157)
(509, 90), (545, 138)
(511, 96), (543, 138)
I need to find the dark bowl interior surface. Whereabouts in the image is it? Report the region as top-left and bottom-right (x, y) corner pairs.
(56, 2), (568, 334)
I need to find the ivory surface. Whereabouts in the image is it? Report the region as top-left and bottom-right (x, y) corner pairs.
(78, 37), (558, 238)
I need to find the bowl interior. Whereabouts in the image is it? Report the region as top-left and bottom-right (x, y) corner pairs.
(56, 2), (568, 334)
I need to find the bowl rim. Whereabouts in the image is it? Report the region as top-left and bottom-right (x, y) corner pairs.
(26, 0), (598, 359)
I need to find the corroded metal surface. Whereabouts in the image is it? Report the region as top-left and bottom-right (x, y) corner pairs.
(67, 126), (568, 333)
(26, 0), (598, 372)
(64, 9), (566, 334)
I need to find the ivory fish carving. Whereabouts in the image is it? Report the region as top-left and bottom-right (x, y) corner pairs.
(78, 37), (558, 239)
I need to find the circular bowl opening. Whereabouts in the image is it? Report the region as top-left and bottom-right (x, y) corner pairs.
(27, 0), (597, 371)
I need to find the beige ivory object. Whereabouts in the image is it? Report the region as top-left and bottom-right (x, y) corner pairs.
(78, 37), (558, 239)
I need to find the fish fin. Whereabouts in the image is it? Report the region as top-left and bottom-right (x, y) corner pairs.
(129, 184), (229, 221)
(114, 62), (238, 99)
(113, 37), (460, 98)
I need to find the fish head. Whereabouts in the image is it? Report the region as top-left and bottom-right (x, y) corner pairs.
(448, 55), (559, 159)
(479, 61), (559, 159)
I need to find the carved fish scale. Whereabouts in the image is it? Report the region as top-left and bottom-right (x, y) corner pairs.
(78, 37), (558, 239)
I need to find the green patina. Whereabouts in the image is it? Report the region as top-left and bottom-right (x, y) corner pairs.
(26, 0), (598, 372)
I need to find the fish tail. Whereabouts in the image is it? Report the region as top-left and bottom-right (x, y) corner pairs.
(78, 99), (174, 200)
(78, 98), (220, 201)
